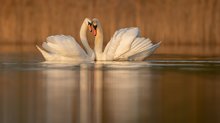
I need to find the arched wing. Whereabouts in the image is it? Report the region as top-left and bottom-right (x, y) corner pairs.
(103, 28), (128, 59)
(104, 27), (140, 59)
(42, 35), (88, 58)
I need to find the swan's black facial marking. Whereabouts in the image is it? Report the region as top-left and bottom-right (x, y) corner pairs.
(88, 22), (92, 32)
(91, 21), (97, 36)
(91, 24), (97, 36)
(88, 22), (92, 26)
(93, 25), (97, 30)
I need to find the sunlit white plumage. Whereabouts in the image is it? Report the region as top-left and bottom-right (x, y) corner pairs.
(92, 18), (161, 61)
(36, 18), (95, 61)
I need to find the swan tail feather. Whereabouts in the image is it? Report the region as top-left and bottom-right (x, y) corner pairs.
(128, 41), (161, 61)
(36, 45), (54, 61)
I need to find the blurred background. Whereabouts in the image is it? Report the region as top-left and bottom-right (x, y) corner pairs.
(1, 1), (220, 123)
(0, 0), (219, 56)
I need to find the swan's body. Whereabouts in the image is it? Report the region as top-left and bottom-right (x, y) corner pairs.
(36, 18), (95, 61)
(92, 19), (161, 61)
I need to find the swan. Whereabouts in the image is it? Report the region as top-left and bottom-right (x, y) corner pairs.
(91, 18), (161, 61)
(36, 18), (95, 61)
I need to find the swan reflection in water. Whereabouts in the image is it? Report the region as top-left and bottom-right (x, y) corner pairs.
(1, 61), (220, 123)
(42, 62), (153, 123)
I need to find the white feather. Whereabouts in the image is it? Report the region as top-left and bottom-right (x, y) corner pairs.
(37, 35), (90, 61)
(114, 28), (140, 58)
(128, 42), (161, 61)
(103, 28), (140, 60)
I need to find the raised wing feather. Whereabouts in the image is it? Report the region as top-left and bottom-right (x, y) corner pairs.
(113, 28), (140, 59)
(103, 28), (128, 59)
(103, 27), (140, 60)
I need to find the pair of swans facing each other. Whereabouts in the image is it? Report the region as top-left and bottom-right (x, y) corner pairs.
(36, 18), (161, 61)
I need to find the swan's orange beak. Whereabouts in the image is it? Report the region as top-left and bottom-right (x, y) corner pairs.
(92, 26), (97, 36)
(93, 30), (97, 36)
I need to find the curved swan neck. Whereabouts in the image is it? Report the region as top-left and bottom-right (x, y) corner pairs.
(94, 22), (104, 60)
(80, 19), (94, 59)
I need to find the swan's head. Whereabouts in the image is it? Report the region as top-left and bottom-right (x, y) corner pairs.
(91, 18), (100, 36)
(84, 18), (93, 32)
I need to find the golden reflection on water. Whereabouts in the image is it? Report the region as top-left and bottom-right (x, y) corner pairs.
(1, 61), (220, 123)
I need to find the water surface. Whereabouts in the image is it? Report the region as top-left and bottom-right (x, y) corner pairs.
(1, 54), (220, 123)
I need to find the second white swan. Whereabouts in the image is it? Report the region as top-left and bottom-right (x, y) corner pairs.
(91, 18), (161, 61)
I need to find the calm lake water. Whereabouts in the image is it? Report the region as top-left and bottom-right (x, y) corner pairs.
(1, 53), (220, 123)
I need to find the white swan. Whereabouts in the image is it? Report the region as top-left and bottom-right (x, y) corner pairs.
(91, 18), (161, 61)
(36, 18), (95, 61)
